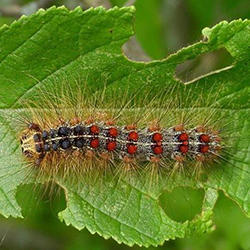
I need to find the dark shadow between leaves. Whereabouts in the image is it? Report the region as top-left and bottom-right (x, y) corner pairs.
(175, 48), (234, 84)
(159, 186), (205, 223)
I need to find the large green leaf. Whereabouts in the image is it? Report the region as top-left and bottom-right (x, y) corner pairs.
(0, 6), (250, 247)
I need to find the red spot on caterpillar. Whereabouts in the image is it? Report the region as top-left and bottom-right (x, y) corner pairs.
(127, 144), (137, 154)
(182, 141), (189, 146)
(153, 146), (163, 155)
(109, 128), (118, 137)
(200, 145), (209, 153)
(106, 141), (116, 151)
(90, 139), (99, 148)
(152, 133), (162, 142)
(199, 134), (210, 143)
(128, 131), (138, 141)
(178, 133), (189, 141)
(90, 125), (99, 134)
(179, 145), (189, 153)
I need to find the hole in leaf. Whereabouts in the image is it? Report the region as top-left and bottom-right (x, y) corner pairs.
(16, 183), (66, 220)
(122, 37), (151, 62)
(159, 186), (204, 222)
(175, 48), (233, 83)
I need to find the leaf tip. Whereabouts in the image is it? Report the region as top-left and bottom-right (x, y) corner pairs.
(126, 5), (136, 13)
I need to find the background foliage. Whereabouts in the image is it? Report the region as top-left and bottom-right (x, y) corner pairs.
(1, 0), (250, 249)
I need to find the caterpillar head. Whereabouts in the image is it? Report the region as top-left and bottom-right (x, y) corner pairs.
(20, 130), (43, 159)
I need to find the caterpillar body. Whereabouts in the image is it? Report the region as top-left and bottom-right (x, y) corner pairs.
(15, 81), (230, 184)
(21, 120), (221, 166)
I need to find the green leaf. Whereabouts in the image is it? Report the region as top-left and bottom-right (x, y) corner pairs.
(0, 6), (250, 247)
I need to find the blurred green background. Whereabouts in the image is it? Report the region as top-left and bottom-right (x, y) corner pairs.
(1, 0), (250, 249)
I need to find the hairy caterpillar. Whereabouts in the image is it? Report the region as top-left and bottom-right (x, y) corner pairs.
(21, 118), (221, 166)
(14, 79), (229, 186)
